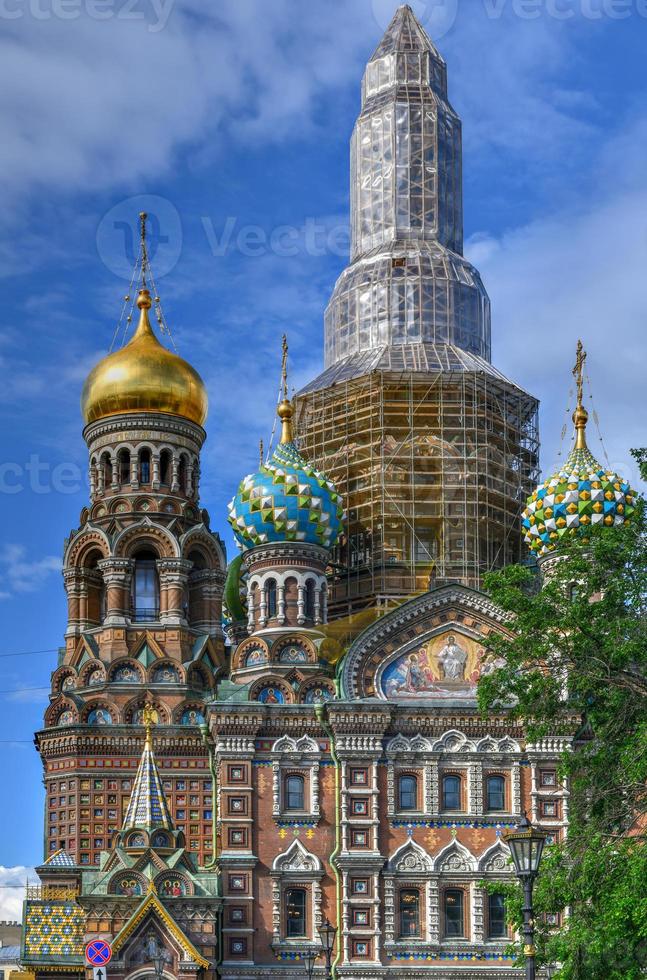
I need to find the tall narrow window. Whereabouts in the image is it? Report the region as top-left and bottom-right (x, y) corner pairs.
(101, 452), (112, 487)
(139, 448), (151, 484)
(399, 889), (421, 937)
(285, 774), (305, 811)
(398, 774), (418, 811)
(442, 774), (461, 811)
(486, 775), (505, 812)
(132, 550), (159, 622)
(285, 887), (306, 937)
(488, 893), (507, 938)
(305, 580), (316, 620)
(159, 449), (172, 486)
(118, 449), (130, 486)
(178, 454), (188, 493)
(444, 889), (465, 937)
(266, 579), (277, 618)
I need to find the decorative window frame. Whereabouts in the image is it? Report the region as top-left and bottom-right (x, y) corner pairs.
(270, 735), (321, 821)
(386, 735), (434, 817)
(270, 840), (323, 951)
(383, 841), (435, 949)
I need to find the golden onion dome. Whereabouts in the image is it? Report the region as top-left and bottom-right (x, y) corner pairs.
(81, 288), (208, 426)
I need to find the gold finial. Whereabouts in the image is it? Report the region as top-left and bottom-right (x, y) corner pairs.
(142, 701), (156, 749)
(572, 339), (589, 450)
(278, 333), (294, 444)
(281, 333), (288, 400)
(139, 211), (148, 288)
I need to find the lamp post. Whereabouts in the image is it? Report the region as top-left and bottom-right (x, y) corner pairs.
(503, 813), (547, 980)
(301, 947), (318, 980)
(317, 919), (337, 980)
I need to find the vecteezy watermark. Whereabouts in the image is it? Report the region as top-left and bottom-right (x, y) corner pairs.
(481, 0), (647, 18)
(96, 194), (182, 280)
(0, 456), (85, 495)
(201, 216), (350, 259)
(372, 0), (459, 38)
(0, 0), (174, 31)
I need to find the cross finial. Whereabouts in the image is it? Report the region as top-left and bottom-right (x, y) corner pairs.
(572, 339), (586, 411)
(259, 437), (264, 467)
(139, 211), (148, 288)
(142, 701), (156, 747)
(571, 339), (589, 451)
(281, 334), (289, 400)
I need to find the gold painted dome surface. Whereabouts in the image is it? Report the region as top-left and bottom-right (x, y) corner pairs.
(81, 289), (208, 426)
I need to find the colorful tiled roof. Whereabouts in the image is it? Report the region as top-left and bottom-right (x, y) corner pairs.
(22, 900), (85, 965)
(122, 722), (173, 832)
(228, 402), (344, 552)
(42, 849), (75, 868)
(522, 444), (635, 556)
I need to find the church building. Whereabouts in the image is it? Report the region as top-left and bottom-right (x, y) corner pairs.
(20, 7), (636, 980)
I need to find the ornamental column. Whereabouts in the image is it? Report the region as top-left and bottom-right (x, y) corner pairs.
(158, 558), (192, 626)
(97, 558), (133, 626)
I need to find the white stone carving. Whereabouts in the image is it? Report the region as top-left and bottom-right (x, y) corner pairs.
(478, 841), (511, 874)
(387, 839), (434, 874)
(435, 840), (477, 873)
(272, 839), (322, 873)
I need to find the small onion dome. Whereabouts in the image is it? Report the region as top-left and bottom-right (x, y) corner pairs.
(81, 288), (208, 426)
(522, 402), (636, 556)
(227, 399), (344, 551)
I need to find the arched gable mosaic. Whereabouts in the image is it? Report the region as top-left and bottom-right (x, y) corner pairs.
(339, 585), (511, 701)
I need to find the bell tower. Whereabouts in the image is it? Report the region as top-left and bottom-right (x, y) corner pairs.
(39, 214), (226, 868)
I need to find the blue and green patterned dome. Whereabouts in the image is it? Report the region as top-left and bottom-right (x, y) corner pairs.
(522, 417), (636, 557)
(227, 400), (344, 551)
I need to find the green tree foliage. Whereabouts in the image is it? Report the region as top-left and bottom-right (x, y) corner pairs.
(478, 451), (647, 978)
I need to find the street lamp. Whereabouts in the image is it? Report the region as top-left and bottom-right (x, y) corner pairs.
(503, 813), (547, 980)
(317, 919), (337, 980)
(301, 947), (319, 980)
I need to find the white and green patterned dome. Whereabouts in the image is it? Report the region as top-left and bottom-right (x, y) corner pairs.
(522, 350), (636, 556)
(227, 399), (344, 551)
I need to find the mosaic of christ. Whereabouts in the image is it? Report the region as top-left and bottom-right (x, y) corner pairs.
(379, 631), (500, 700)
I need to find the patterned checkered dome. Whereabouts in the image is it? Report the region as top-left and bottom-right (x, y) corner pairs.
(522, 444), (636, 556)
(227, 439), (344, 551)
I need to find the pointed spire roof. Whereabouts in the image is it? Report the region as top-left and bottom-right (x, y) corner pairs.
(122, 705), (173, 832)
(369, 4), (445, 63)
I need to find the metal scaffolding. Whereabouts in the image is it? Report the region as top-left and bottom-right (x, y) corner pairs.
(296, 364), (539, 617)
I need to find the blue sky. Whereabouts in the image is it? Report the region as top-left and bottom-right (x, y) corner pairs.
(0, 0), (645, 900)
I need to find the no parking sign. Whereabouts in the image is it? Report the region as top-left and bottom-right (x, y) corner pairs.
(85, 940), (112, 968)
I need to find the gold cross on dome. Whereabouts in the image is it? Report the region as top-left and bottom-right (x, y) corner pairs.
(572, 339), (587, 412)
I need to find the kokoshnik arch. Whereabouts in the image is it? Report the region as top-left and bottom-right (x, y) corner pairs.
(20, 7), (636, 980)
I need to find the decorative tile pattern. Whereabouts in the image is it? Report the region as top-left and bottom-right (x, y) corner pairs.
(522, 445), (635, 555)
(122, 738), (173, 831)
(228, 441), (344, 550)
(23, 900), (85, 962)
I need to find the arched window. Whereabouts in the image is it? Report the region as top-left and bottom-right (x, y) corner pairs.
(285, 774), (305, 811)
(399, 889), (421, 937)
(139, 448), (151, 484)
(305, 580), (316, 620)
(488, 892), (507, 938)
(486, 775), (506, 812)
(118, 449), (130, 486)
(101, 452), (112, 487)
(285, 887), (306, 938)
(266, 579), (277, 618)
(441, 774), (461, 811)
(398, 774), (418, 811)
(159, 449), (172, 486)
(131, 550), (159, 622)
(178, 454), (188, 493)
(444, 889), (465, 938)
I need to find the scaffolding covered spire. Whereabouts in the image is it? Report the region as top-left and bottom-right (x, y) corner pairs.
(321, 3), (491, 373)
(122, 705), (173, 832)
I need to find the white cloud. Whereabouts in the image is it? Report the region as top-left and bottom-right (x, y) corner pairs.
(0, 865), (36, 920)
(0, 545), (61, 598)
(465, 118), (647, 490)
